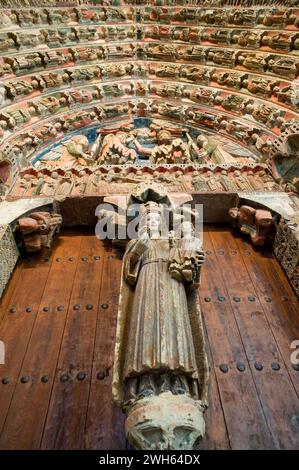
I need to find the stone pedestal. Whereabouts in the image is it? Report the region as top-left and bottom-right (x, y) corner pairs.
(125, 392), (206, 451)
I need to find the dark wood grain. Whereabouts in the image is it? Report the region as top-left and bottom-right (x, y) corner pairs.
(0, 251), (53, 434)
(0, 231), (82, 450)
(0, 226), (298, 450)
(201, 228), (275, 449)
(210, 226), (299, 450)
(0, 260), (23, 326)
(41, 234), (105, 449)
(197, 322), (230, 450)
(84, 245), (126, 450)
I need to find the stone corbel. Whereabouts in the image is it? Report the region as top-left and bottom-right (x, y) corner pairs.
(16, 211), (62, 253)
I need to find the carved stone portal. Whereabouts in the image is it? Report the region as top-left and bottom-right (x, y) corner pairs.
(108, 187), (209, 450)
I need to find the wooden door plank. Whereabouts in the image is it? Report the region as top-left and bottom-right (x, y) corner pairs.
(41, 234), (105, 449)
(84, 245), (126, 450)
(200, 228), (275, 449)
(0, 231), (82, 450)
(0, 250), (53, 433)
(197, 323), (230, 450)
(210, 226), (299, 450)
(233, 233), (299, 396)
(0, 261), (24, 325)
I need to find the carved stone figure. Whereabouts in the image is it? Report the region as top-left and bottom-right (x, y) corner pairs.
(17, 211), (62, 253)
(233, 170), (252, 191)
(246, 170), (265, 191)
(219, 94), (249, 112)
(56, 171), (75, 197)
(206, 170), (221, 191)
(229, 205), (275, 246)
(261, 173), (282, 191)
(243, 77), (278, 97)
(112, 196), (208, 450)
(180, 65), (210, 84)
(192, 171), (208, 192)
(72, 169), (89, 196)
(146, 43), (176, 61)
(207, 49), (234, 67)
(261, 32), (293, 52)
(237, 52), (266, 72)
(274, 85), (298, 106)
(151, 138), (191, 164)
(98, 131), (137, 165)
(40, 172), (59, 197)
(267, 57), (298, 80)
(232, 30), (261, 48)
(85, 169), (104, 194)
(219, 170), (233, 191)
(212, 70), (243, 89)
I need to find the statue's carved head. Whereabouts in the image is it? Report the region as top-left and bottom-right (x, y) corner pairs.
(125, 393), (205, 450)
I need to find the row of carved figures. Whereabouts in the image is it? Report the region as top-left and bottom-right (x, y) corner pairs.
(1, 25), (298, 54)
(1, 43), (298, 80)
(0, 84), (296, 141)
(1, 0), (297, 7)
(0, 100), (288, 172)
(0, 5), (298, 28)
(0, 101), (277, 166)
(1, 61), (297, 111)
(6, 166), (284, 199)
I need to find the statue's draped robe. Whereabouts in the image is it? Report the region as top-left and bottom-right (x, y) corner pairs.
(123, 237), (198, 380)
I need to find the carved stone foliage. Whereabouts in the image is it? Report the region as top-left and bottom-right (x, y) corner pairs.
(229, 205), (276, 246)
(16, 211), (62, 253)
(0, 224), (19, 298)
(110, 191), (209, 450)
(274, 216), (299, 297)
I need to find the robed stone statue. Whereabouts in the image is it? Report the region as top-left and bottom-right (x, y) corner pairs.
(112, 196), (209, 450)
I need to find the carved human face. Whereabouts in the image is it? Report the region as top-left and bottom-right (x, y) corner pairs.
(126, 395), (205, 450)
(181, 221), (194, 238)
(146, 212), (161, 238)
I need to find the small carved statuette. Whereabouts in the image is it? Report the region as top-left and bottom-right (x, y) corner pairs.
(16, 211), (62, 253)
(229, 205), (275, 246)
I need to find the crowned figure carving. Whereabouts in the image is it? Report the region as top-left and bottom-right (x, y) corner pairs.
(110, 189), (209, 450)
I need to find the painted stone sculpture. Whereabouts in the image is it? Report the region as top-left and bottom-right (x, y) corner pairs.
(229, 205), (275, 246)
(16, 211), (62, 253)
(113, 197), (208, 450)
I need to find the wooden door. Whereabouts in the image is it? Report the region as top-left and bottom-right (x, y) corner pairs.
(0, 226), (298, 450)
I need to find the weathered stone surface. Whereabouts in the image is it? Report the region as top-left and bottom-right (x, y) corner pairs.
(17, 211), (62, 253)
(126, 392), (206, 450)
(274, 216), (299, 297)
(229, 204), (275, 246)
(0, 224), (19, 298)
(111, 190), (209, 450)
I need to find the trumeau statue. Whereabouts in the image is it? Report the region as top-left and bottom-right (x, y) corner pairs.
(111, 187), (209, 450)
